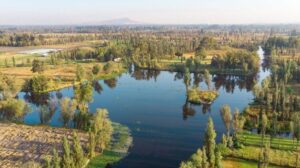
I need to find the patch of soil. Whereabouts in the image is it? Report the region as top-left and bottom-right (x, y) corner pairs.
(0, 123), (88, 168)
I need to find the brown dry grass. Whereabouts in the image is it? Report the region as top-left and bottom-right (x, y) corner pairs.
(0, 62), (120, 91)
(0, 123), (88, 168)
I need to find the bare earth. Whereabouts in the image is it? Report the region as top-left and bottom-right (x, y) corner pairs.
(0, 123), (88, 168)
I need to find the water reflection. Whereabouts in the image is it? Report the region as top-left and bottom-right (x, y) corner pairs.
(182, 101), (212, 120)
(131, 68), (257, 93)
(23, 92), (50, 106)
(93, 80), (103, 94)
(104, 78), (118, 89)
(182, 100), (196, 120)
(213, 74), (257, 93)
(131, 68), (161, 81)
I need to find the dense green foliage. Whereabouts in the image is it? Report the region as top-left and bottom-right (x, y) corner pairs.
(180, 118), (222, 168)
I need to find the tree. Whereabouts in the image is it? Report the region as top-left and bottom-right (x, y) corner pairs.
(292, 113), (300, 143)
(220, 105), (232, 137)
(44, 157), (51, 168)
(175, 52), (183, 63)
(190, 149), (203, 167)
(195, 46), (207, 60)
(232, 108), (241, 136)
(0, 74), (19, 99)
(61, 137), (72, 168)
(261, 112), (268, 142)
(60, 97), (77, 126)
(215, 147), (223, 168)
(88, 130), (96, 158)
(12, 56), (16, 67)
(73, 82), (93, 130)
(0, 99), (30, 121)
(180, 149), (203, 168)
(52, 148), (61, 168)
(93, 109), (113, 153)
(92, 64), (100, 75)
(194, 56), (201, 71)
(259, 144), (270, 168)
(202, 147), (209, 168)
(75, 64), (85, 82)
(205, 117), (216, 167)
(74, 82), (93, 105)
(179, 161), (194, 168)
(72, 132), (86, 168)
(184, 67), (191, 91)
(204, 69), (212, 90)
(25, 75), (49, 93)
(31, 59), (45, 73)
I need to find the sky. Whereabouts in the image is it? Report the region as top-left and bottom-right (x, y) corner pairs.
(0, 0), (300, 25)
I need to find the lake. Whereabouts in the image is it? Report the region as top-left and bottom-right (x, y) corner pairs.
(18, 47), (269, 168)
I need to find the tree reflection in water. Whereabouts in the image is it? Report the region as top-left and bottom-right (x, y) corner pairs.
(19, 68), (258, 123)
(93, 80), (103, 94)
(23, 92), (50, 106)
(104, 78), (117, 89)
(182, 99), (212, 120)
(131, 68), (160, 81)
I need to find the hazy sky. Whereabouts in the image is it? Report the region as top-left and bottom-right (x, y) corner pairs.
(0, 0), (299, 25)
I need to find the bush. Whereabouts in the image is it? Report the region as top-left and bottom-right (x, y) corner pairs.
(23, 75), (49, 93)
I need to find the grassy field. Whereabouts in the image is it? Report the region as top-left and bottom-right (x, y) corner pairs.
(223, 158), (280, 168)
(88, 123), (132, 168)
(225, 145), (299, 167)
(0, 61), (125, 92)
(0, 40), (103, 67)
(222, 131), (300, 167)
(238, 131), (298, 151)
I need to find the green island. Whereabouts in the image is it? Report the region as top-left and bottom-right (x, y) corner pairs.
(187, 89), (219, 105)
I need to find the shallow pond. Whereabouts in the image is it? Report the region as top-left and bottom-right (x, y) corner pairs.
(18, 48), (269, 168)
(19, 48), (60, 56)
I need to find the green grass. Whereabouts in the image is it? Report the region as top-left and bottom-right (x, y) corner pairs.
(238, 131), (299, 151)
(223, 158), (260, 168)
(87, 150), (122, 168)
(223, 158), (280, 168)
(223, 131), (300, 167)
(225, 145), (299, 167)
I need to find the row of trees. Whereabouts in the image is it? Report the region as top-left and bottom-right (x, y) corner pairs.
(211, 51), (260, 73)
(0, 33), (101, 46)
(263, 36), (300, 56)
(0, 74), (30, 121)
(46, 108), (113, 168)
(180, 118), (222, 168)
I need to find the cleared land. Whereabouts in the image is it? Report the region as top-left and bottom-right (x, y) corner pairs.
(0, 123), (88, 168)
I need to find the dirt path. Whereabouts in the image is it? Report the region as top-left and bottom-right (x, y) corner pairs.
(0, 123), (88, 168)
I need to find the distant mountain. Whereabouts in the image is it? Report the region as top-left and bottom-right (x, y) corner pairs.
(89, 18), (142, 25)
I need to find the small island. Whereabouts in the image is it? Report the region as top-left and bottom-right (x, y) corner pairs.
(187, 89), (219, 105)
